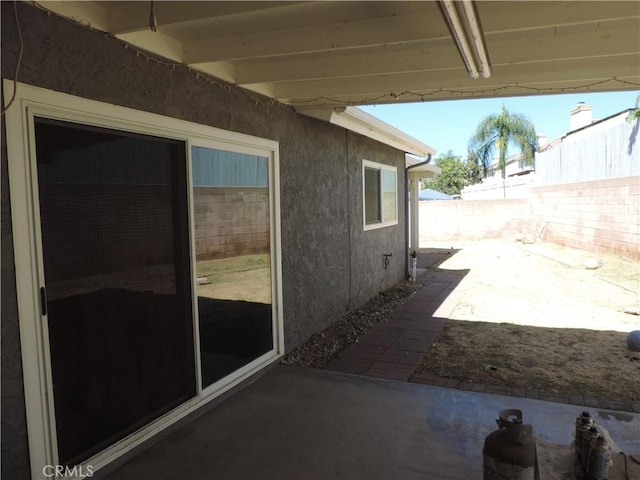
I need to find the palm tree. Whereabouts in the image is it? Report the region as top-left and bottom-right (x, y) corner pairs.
(468, 107), (537, 198)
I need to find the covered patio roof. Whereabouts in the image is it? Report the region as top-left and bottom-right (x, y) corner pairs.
(34, 0), (639, 159)
(40, 1), (639, 110)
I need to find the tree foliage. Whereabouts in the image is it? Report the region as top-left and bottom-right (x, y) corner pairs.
(468, 106), (537, 180)
(627, 94), (640, 122)
(466, 151), (483, 185)
(426, 151), (482, 196)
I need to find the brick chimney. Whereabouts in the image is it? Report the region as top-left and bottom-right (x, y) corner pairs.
(570, 102), (592, 131)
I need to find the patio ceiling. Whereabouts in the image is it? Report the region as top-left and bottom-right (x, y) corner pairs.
(41, 1), (639, 110)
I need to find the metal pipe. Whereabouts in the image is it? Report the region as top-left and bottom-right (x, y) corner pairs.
(404, 154), (432, 278)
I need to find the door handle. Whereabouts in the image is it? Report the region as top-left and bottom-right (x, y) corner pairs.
(40, 286), (47, 316)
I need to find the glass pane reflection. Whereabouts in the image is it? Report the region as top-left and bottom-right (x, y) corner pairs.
(192, 147), (274, 388)
(382, 169), (397, 221)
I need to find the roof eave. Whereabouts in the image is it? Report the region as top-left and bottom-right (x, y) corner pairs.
(297, 106), (436, 158)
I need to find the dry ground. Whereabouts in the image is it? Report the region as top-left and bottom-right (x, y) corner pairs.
(196, 253), (271, 303)
(415, 321), (639, 403)
(429, 240), (639, 332)
(209, 242), (640, 404)
(415, 240), (640, 403)
(285, 239), (639, 404)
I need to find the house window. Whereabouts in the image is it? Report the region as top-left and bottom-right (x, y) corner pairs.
(363, 160), (397, 230)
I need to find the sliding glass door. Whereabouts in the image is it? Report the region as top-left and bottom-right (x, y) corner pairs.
(6, 82), (282, 475)
(34, 118), (196, 466)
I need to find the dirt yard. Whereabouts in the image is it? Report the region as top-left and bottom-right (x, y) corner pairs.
(427, 240), (638, 331)
(196, 253), (271, 304)
(210, 242), (640, 403)
(415, 240), (640, 403)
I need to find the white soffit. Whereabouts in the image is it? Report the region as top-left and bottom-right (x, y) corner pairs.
(298, 106), (436, 158)
(405, 154), (441, 175)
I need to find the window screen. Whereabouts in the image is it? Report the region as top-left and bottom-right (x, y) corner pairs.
(35, 118), (195, 466)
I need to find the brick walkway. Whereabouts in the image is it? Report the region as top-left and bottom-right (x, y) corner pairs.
(323, 251), (640, 413)
(324, 251), (465, 381)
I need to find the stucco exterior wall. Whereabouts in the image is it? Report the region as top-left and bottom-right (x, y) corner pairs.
(348, 133), (407, 307)
(0, 3), (407, 478)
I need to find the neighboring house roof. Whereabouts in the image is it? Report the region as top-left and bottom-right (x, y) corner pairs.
(508, 168), (534, 177)
(537, 108), (633, 153)
(419, 188), (452, 201)
(539, 137), (562, 152)
(562, 108), (633, 139)
(486, 150), (528, 172)
(535, 106), (638, 184)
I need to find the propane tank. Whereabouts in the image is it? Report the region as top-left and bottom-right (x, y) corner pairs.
(483, 409), (537, 480)
(574, 412), (594, 465)
(581, 425), (600, 473)
(586, 435), (612, 480)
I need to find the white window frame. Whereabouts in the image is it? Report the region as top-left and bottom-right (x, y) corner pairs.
(362, 159), (398, 230)
(3, 80), (284, 479)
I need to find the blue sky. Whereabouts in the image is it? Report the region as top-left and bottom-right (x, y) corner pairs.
(359, 91), (639, 159)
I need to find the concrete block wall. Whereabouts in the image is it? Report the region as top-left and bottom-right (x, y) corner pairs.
(530, 175), (639, 259)
(193, 187), (270, 259)
(420, 176), (639, 260)
(419, 199), (530, 241)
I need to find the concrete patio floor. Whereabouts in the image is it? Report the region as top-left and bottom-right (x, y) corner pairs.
(101, 365), (640, 480)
